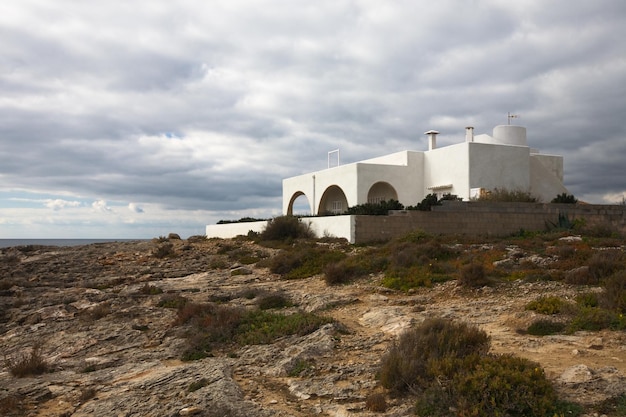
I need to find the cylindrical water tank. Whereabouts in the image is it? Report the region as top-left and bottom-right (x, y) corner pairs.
(492, 125), (527, 146)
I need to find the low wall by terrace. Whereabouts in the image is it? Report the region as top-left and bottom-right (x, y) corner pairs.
(205, 203), (625, 244)
(353, 202), (626, 243)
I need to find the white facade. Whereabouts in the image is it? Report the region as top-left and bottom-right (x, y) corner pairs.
(283, 125), (568, 215)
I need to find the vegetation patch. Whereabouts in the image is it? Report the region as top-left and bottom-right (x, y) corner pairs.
(188, 378), (209, 392)
(365, 392), (387, 412)
(257, 292), (292, 310)
(173, 302), (333, 360)
(158, 294), (189, 309)
(379, 318), (490, 395)
(477, 187), (538, 202)
(5, 343), (49, 377)
(527, 319), (566, 336)
(138, 283), (164, 295)
(525, 296), (565, 315)
(346, 199), (404, 215)
(379, 318), (579, 416)
(152, 242), (176, 259)
(459, 263), (490, 288)
(287, 358), (315, 377)
(259, 215), (315, 241)
(268, 245), (346, 279)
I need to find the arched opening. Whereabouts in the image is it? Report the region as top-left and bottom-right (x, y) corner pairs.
(318, 185), (348, 215)
(287, 191), (310, 216)
(367, 182), (398, 204)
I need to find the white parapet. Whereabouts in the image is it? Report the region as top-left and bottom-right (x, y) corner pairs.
(205, 215), (356, 243)
(205, 221), (268, 239)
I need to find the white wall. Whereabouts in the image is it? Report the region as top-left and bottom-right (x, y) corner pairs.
(424, 143), (470, 199)
(305, 215), (354, 242)
(468, 142), (530, 193)
(205, 216), (356, 242)
(531, 153), (564, 182)
(356, 153), (424, 206)
(283, 164), (360, 215)
(206, 221), (268, 239)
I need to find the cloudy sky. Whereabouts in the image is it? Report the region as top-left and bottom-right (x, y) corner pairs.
(1, 1), (625, 238)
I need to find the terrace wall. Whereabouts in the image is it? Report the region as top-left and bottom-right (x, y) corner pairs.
(206, 203), (625, 244)
(353, 202), (626, 243)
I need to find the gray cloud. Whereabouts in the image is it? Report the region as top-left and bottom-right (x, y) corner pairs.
(1, 0), (625, 237)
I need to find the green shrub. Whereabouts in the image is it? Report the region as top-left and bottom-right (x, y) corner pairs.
(152, 242), (176, 259)
(138, 283), (164, 295)
(527, 319), (566, 336)
(172, 302), (333, 359)
(406, 193), (441, 211)
(257, 293), (292, 310)
(552, 193), (578, 204)
(450, 354), (558, 417)
(601, 270), (626, 313)
(5, 343), (48, 377)
(478, 187), (538, 202)
(346, 199), (404, 215)
(597, 393), (626, 416)
(268, 246), (346, 279)
(158, 294), (189, 309)
(260, 216), (315, 241)
(589, 250), (624, 281)
(187, 235), (208, 243)
(525, 296), (564, 315)
(567, 306), (622, 332)
(459, 263), (490, 288)
(287, 358), (315, 377)
(379, 318), (490, 395)
(235, 310), (333, 345)
(323, 259), (367, 285)
(380, 318), (568, 416)
(576, 292), (599, 308)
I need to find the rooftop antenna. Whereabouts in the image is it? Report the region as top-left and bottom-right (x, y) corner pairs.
(328, 149), (340, 169)
(507, 112), (519, 125)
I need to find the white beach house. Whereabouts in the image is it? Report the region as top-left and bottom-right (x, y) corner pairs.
(283, 124), (568, 215)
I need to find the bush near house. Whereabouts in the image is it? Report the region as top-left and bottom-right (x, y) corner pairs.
(259, 215), (315, 241)
(478, 187), (538, 202)
(552, 193), (578, 204)
(346, 199), (404, 215)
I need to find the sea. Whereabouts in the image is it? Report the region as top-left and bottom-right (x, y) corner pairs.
(0, 239), (148, 249)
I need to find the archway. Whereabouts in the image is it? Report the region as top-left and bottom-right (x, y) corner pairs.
(287, 191), (310, 216)
(318, 185), (348, 215)
(367, 182), (398, 204)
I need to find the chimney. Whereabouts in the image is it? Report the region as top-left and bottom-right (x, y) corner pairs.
(465, 126), (474, 142)
(424, 130), (439, 150)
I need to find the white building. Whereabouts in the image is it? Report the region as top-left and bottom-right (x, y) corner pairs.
(283, 125), (568, 215)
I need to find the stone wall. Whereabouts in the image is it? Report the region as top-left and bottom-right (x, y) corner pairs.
(353, 202), (626, 243)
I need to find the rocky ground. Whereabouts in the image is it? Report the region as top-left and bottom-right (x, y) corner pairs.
(1, 237), (625, 417)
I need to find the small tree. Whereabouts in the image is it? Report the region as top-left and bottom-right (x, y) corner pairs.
(551, 193), (578, 204)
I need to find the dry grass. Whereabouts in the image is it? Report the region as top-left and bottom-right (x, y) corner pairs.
(5, 343), (48, 377)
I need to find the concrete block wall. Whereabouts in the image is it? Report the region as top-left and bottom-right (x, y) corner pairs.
(205, 203), (625, 244)
(353, 202), (626, 243)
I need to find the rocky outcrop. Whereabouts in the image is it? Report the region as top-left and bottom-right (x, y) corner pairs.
(1, 239), (624, 416)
